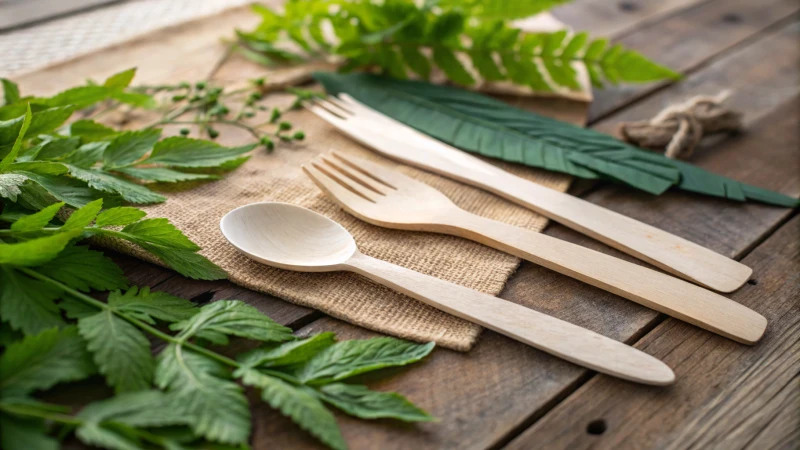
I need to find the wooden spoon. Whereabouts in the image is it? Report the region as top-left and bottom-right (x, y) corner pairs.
(220, 202), (675, 386)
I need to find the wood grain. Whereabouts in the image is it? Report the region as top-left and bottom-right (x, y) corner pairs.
(552, 0), (704, 37)
(506, 215), (800, 450)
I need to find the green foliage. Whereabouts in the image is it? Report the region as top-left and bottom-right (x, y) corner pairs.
(319, 383), (433, 422)
(237, 0), (680, 92)
(316, 72), (799, 207)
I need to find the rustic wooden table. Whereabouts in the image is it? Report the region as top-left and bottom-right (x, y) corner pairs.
(9, 1), (799, 449)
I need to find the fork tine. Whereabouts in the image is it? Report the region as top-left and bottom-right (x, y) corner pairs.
(312, 97), (353, 118)
(331, 151), (420, 190)
(311, 156), (381, 202)
(303, 101), (351, 125)
(336, 94), (396, 125)
(303, 161), (376, 205)
(319, 154), (391, 196)
(325, 96), (356, 116)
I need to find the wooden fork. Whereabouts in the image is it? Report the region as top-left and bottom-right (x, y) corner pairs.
(303, 95), (754, 294)
(302, 152), (767, 345)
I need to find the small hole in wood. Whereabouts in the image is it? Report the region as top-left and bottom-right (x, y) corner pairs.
(747, 279), (758, 286)
(587, 419), (607, 435)
(191, 291), (216, 305)
(618, 1), (638, 12)
(722, 13), (742, 24)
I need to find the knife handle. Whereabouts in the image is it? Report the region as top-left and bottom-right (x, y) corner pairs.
(344, 252), (675, 386)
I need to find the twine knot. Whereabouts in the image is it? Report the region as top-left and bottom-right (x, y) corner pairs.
(617, 91), (743, 160)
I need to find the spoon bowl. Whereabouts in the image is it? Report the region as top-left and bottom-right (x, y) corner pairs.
(220, 202), (357, 272)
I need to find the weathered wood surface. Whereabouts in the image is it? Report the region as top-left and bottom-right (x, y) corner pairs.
(11, 0), (799, 449)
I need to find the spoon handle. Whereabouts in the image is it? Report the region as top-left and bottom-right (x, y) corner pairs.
(437, 210), (767, 345)
(344, 252), (675, 386)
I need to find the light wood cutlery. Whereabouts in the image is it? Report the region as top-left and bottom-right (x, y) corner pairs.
(303, 95), (754, 294)
(220, 202), (675, 386)
(302, 152), (767, 345)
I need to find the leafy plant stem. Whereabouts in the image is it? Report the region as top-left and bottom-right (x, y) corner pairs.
(18, 267), (241, 370)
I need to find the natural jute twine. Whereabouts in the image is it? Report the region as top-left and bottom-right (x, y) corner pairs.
(617, 91), (743, 160)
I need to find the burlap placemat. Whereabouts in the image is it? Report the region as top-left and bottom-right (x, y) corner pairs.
(101, 106), (574, 351)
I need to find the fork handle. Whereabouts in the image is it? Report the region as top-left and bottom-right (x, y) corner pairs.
(343, 251), (675, 386)
(438, 209), (766, 344)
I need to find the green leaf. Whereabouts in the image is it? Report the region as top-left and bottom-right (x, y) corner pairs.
(9, 201), (63, 233)
(0, 268), (64, 335)
(155, 345), (250, 444)
(432, 48), (475, 86)
(0, 229), (82, 266)
(102, 129), (162, 169)
(143, 137), (255, 168)
(441, 0), (570, 20)
(606, 48), (681, 83)
(400, 46), (432, 80)
(0, 104), (31, 172)
(107, 286), (196, 325)
(170, 300), (294, 345)
(111, 91), (157, 109)
(103, 68), (137, 89)
(79, 310), (154, 393)
(7, 161), (68, 175)
(315, 72), (799, 207)
(0, 327), (95, 393)
(36, 245), (128, 292)
(1, 79), (21, 106)
(319, 383), (433, 422)
(31, 86), (112, 109)
(0, 414), (59, 450)
(119, 218), (199, 250)
(0, 106), (74, 147)
(16, 170), (102, 208)
(428, 11), (464, 45)
(135, 245), (227, 280)
(116, 167), (218, 183)
(0, 173), (27, 201)
(236, 368), (346, 450)
(70, 120), (119, 143)
(62, 197), (103, 230)
(95, 206), (146, 227)
(62, 141), (108, 168)
(238, 332), (335, 369)
(67, 165), (166, 204)
(297, 336), (435, 384)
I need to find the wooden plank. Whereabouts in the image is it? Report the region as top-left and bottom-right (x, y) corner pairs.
(506, 214), (800, 450)
(552, 0), (704, 37)
(585, 0), (799, 122)
(241, 23), (800, 449)
(0, 0), (121, 31)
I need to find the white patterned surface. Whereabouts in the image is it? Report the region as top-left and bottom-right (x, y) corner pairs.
(0, 0), (251, 77)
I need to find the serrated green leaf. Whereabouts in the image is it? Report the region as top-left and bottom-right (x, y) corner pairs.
(62, 141), (108, 167)
(79, 310), (153, 393)
(238, 332), (335, 369)
(1, 79), (21, 106)
(70, 120), (119, 143)
(108, 286), (196, 325)
(0, 173), (27, 201)
(440, 0), (570, 20)
(136, 244), (228, 280)
(236, 368), (346, 450)
(469, 50), (504, 82)
(95, 206), (146, 227)
(111, 91), (157, 109)
(31, 86), (112, 109)
(102, 129), (162, 169)
(16, 170), (102, 208)
(143, 137), (255, 168)
(400, 46), (432, 80)
(0, 106), (74, 147)
(0, 414), (59, 450)
(119, 218), (199, 250)
(74, 424), (143, 450)
(62, 198), (103, 230)
(561, 32), (589, 60)
(297, 336), (434, 385)
(36, 246), (128, 292)
(155, 345), (250, 444)
(0, 323), (23, 347)
(319, 383), (433, 422)
(0, 104), (31, 171)
(427, 11), (464, 45)
(103, 69), (137, 90)
(542, 30), (567, 55)
(432, 47), (475, 86)
(8, 161), (69, 175)
(0, 229), (82, 266)
(0, 327), (95, 392)
(9, 201), (63, 233)
(170, 300), (294, 345)
(67, 165), (166, 204)
(315, 72), (798, 207)
(116, 167), (218, 183)
(0, 268), (64, 335)
(32, 136), (81, 161)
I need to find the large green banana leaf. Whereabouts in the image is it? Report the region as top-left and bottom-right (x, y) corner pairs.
(314, 72), (797, 208)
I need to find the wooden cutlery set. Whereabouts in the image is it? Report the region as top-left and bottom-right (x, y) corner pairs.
(220, 95), (766, 387)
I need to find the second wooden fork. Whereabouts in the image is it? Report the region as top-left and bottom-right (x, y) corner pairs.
(302, 152), (767, 345)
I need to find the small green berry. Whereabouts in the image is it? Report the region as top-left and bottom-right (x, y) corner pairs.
(179, 128), (190, 136)
(269, 108), (282, 123)
(195, 81), (206, 90)
(292, 131), (305, 140)
(253, 77), (265, 86)
(207, 128), (219, 139)
(171, 94), (186, 102)
(279, 121), (292, 131)
(178, 82), (191, 89)
(244, 111), (256, 118)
